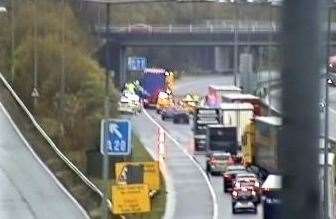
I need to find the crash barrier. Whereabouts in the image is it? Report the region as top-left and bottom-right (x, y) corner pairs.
(257, 79), (336, 149)
(0, 73), (113, 218)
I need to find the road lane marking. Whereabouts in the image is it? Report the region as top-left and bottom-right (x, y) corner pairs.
(125, 115), (176, 219)
(0, 102), (90, 219)
(143, 109), (218, 219)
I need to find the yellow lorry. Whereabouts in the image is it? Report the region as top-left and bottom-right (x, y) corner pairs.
(242, 116), (281, 173)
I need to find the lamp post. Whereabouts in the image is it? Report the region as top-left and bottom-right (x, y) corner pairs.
(32, 0), (39, 113)
(233, 1), (239, 86)
(10, 0), (15, 85)
(60, 0), (66, 139)
(323, 2), (333, 218)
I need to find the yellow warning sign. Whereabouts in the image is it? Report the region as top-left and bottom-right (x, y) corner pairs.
(115, 162), (161, 190)
(112, 184), (151, 214)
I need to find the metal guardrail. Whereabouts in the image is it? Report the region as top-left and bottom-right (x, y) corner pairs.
(0, 73), (113, 217)
(258, 79), (336, 147)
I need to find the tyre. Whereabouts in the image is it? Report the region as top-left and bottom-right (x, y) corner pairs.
(206, 162), (210, 173)
(232, 203), (236, 214)
(223, 183), (228, 193)
(161, 115), (166, 121)
(253, 207), (257, 214)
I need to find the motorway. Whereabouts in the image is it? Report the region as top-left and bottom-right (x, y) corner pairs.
(0, 102), (89, 219)
(128, 75), (263, 219)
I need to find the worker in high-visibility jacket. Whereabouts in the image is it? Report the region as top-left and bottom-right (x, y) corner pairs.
(126, 82), (136, 94)
(165, 71), (175, 92)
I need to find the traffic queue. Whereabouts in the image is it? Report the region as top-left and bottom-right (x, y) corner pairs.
(118, 67), (334, 218)
(196, 84), (335, 218)
(195, 84), (284, 216)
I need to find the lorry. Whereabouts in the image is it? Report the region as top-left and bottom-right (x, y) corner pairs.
(207, 85), (241, 107)
(141, 68), (166, 108)
(242, 116), (282, 173)
(193, 107), (221, 152)
(262, 174), (281, 219)
(206, 125), (238, 155)
(221, 103), (254, 146)
(222, 93), (268, 116)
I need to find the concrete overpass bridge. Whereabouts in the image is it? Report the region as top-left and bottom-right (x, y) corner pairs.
(95, 22), (336, 86)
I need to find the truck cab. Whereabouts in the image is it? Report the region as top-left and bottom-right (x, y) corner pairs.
(142, 68), (166, 108)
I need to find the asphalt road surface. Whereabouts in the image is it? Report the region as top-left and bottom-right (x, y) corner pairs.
(0, 103), (88, 219)
(157, 75), (263, 219)
(127, 75), (263, 219)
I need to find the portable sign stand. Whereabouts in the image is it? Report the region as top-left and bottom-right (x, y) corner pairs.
(100, 119), (132, 217)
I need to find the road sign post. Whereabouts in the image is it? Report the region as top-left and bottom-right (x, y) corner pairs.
(101, 119), (132, 218)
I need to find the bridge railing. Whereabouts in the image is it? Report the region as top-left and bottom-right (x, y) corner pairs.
(95, 22), (280, 34)
(0, 73), (114, 218)
(95, 21), (336, 34)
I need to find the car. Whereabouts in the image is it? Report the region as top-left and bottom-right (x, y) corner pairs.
(223, 165), (247, 193)
(161, 107), (189, 124)
(206, 152), (234, 175)
(117, 92), (141, 114)
(129, 23), (151, 32)
(156, 92), (173, 114)
(234, 177), (261, 203)
(231, 187), (258, 214)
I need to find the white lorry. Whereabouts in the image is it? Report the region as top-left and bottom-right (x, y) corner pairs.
(220, 103), (254, 146)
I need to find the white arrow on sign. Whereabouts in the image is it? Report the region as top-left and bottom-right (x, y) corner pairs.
(109, 123), (123, 139)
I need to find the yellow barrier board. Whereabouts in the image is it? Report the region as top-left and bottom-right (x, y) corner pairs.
(115, 161), (161, 190)
(112, 184), (151, 214)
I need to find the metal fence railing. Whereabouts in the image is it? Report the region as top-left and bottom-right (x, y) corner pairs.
(95, 23), (280, 34)
(0, 73), (114, 219)
(94, 21), (336, 35)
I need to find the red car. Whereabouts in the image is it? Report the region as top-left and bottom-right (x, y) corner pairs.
(234, 173), (261, 202)
(223, 165), (247, 193)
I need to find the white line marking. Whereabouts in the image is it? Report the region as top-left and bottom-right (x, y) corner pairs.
(143, 109), (218, 219)
(0, 102), (90, 219)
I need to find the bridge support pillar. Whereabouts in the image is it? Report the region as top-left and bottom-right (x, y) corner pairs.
(119, 46), (127, 87)
(214, 47), (232, 73)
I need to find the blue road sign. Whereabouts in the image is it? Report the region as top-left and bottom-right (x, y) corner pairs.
(100, 119), (132, 156)
(128, 57), (147, 71)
